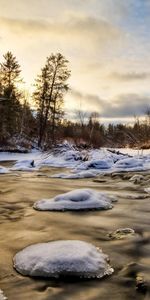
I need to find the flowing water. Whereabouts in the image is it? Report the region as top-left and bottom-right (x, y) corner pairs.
(0, 165), (150, 300)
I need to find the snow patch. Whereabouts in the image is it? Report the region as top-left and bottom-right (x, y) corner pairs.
(34, 188), (117, 211)
(13, 240), (113, 279)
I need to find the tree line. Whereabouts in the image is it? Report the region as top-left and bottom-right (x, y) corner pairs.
(0, 51), (149, 150)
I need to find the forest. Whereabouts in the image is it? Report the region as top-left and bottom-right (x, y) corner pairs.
(0, 51), (150, 151)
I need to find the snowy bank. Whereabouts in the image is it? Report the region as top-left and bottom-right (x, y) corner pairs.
(13, 240), (113, 279)
(1, 144), (150, 175)
(34, 189), (117, 211)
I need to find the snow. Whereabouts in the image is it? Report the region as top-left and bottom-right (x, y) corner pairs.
(77, 159), (112, 171)
(114, 158), (144, 171)
(0, 166), (9, 174)
(10, 159), (36, 171)
(34, 188), (117, 211)
(0, 150), (42, 162)
(0, 290), (7, 300)
(0, 145), (150, 174)
(13, 240), (113, 279)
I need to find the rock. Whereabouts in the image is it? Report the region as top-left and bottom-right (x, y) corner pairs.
(108, 228), (135, 240)
(136, 275), (148, 294)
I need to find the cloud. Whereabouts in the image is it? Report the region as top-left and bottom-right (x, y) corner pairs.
(67, 89), (150, 119)
(0, 14), (124, 52)
(110, 71), (150, 81)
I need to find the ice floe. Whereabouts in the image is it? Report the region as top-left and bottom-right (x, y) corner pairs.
(13, 240), (113, 279)
(34, 188), (117, 211)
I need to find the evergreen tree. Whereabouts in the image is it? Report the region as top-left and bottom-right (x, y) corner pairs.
(33, 53), (70, 147)
(0, 51), (22, 139)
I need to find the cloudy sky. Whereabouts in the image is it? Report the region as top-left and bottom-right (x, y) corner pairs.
(0, 0), (150, 123)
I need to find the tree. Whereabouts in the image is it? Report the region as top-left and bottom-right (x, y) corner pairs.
(33, 53), (70, 147)
(0, 51), (22, 139)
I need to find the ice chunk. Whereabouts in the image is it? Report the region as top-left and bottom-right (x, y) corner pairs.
(34, 188), (117, 211)
(13, 240), (113, 279)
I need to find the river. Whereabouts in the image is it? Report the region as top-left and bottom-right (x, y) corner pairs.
(0, 165), (150, 300)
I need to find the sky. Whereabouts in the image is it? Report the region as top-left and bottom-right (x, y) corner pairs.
(0, 0), (150, 124)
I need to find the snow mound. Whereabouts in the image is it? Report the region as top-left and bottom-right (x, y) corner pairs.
(108, 228), (135, 240)
(13, 240), (113, 279)
(11, 159), (35, 171)
(115, 158), (143, 170)
(51, 170), (98, 179)
(0, 290), (7, 300)
(77, 159), (112, 171)
(0, 166), (9, 174)
(34, 189), (117, 211)
(86, 159), (111, 169)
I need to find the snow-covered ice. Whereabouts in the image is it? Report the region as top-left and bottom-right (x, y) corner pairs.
(114, 157), (144, 171)
(0, 166), (9, 174)
(13, 240), (113, 279)
(77, 159), (112, 171)
(34, 188), (117, 211)
(0, 144), (150, 174)
(11, 159), (36, 171)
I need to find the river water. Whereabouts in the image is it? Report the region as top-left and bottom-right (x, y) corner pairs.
(0, 166), (150, 300)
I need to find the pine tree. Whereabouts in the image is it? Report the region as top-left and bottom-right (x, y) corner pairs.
(33, 53), (70, 147)
(0, 51), (22, 139)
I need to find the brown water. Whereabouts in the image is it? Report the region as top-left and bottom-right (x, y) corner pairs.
(0, 167), (150, 300)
